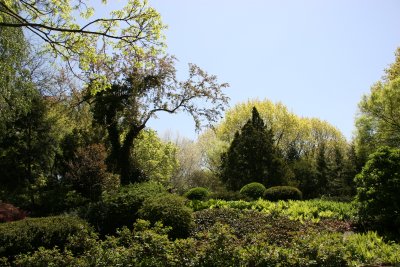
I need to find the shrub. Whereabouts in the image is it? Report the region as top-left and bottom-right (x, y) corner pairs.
(355, 146), (400, 238)
(184, 187), (210, 200)
(208, 189), (243, 201)
(239, 182), (266, 200)
(82, 181), (166, 235)
(139, 193), (194, 239)
(264, 186), (302, 201)
(0, 215), (93, 260)
(0, 203), (27, 223)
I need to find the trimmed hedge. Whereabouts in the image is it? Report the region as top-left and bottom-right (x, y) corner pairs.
(81, 181), (166, 235)
(240, 182), (266, 200)
(0, 215), (93, 260)
(264, 186), (302, 201)
(184, 187), (210, 200)
(139, 193), (194, 239)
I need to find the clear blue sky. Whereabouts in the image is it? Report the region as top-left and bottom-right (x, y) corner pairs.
(143, 0), (400, 140)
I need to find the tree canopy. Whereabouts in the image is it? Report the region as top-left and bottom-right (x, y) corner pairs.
(354, 47), (400, 164)
(219, 107), (285, 190)
(0, 0), (165, 83)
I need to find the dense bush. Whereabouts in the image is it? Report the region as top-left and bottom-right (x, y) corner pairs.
(239, 182), (266, 200)
(0, 203), (27, 223)
(139, 193), (194, 239)
(0, 215), (93, 260)
(264, 186), (302, 201)
(11, 219), (400, 266)
(355, 146), (400, 238)
(81, 181), (166, 235)
(208, 189), (243, 201)
(184, 187), (210, 200)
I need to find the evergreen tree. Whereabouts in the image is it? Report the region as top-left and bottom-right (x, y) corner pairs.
(219, 107), (285, 190)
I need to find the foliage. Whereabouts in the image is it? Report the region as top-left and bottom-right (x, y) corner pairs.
(0, 88), (57, 210)
(220, 107), (286, 190)
(132, 129), (178, 185)
(184, 187), (210, 201)
(139, 193), (194, 239)
(354, 146), (400, 238)
(189, 199), (357, 222)
(0, 203), (27, 223)
(354, 47), (400, 164)
(204, 99), (355, 198)
(264, 186), (303, 201)
(65, 143), (119, 201)
(208, 189), (244, 201)
(9, 216), (400, 267)
(239, 182), (266, 200)
(90, 55), (229, 185)
(0, 0), (166, 86)
(81, 181), (166, 235)
(0, 215), (93, 260)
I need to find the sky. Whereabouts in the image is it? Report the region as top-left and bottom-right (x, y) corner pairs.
(142, 0), (400, 140)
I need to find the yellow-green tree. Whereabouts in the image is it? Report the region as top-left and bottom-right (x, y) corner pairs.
(132, 129), (178, 185)
(355, 48), (400, 164)
(202, 99), (353, 198)
(0, 0), (165, 88)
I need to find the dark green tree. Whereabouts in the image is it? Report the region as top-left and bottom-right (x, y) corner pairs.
(0, 10), (58, 210)
(355, 146), (400, 239)
(0, 88), (57, 209)
(315, 142), (329, 196)
(219, 107), (285, 190)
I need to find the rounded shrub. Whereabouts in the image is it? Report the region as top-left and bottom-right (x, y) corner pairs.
(0, 215), (93, 260)
(82, 181), (166, 235)
(139, 193), (194, 239)
(239, 182), (266, 200)
(264, 186), (303, 201)
(184, 187), (210, 200)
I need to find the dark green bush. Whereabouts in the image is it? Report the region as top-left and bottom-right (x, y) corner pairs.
(184, 187), (210, 200)
(0, 215), (93, 260)
(264, 186), (302, 201)
(81, 181), (166, 235)
(139, 193), (194, 239)
(239, 182), (266, 200)
(355, 146), (400, 238)
(208, 189), (243, 201)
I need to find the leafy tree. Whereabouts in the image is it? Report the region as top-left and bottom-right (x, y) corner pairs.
(0, 88), (57, 209)
(355, 47), (400, 163)
(219, 107), (285, 190)
(0, 0), (165, 86)
(0, 5), (29, 137)
(204, 99), (356, 198)
(91, 55), (229, 184)
(132, 129), (178, 185)
(64, 143), (119, 201)
(355, 146), (400, 238)
(213, 99), (347, 157)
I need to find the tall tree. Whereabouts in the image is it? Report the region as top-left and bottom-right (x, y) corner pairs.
(355, 47), (400, 163)
(0, 88), (57, 209)
(90, 55), (229, 184)
(219, 107), (285, 190)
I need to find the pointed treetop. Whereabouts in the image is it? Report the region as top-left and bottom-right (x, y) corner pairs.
(251, 107), (265, 129)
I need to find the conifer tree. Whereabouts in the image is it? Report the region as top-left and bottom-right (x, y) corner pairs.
(219, 107), (285, 190)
